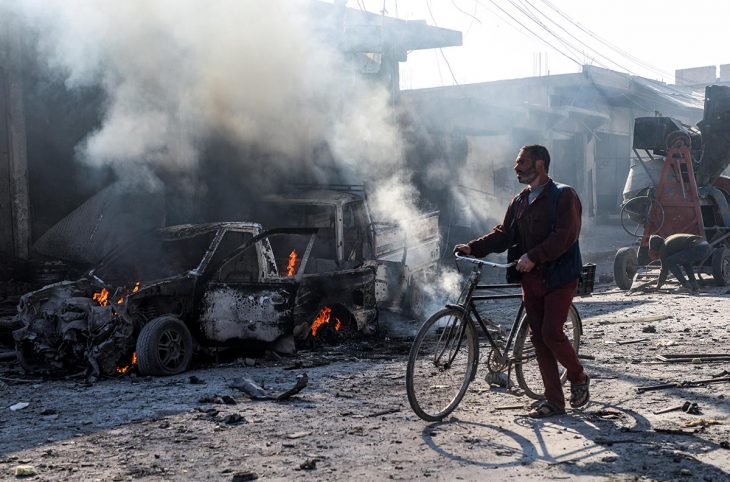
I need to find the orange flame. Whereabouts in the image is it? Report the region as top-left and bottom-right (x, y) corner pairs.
(310, 306), (332, 337)
(111, 281), (142, 306)
(310, 308), (344, 336)
(287, 250), (298, 276)
(92, 288), (110, 306)
(116, 352), (137, 374)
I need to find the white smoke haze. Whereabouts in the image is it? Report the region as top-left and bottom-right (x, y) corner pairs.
(14, 0), (417, 227)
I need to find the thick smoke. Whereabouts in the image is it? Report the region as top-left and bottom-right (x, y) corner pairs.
(14, 0), (423, 227)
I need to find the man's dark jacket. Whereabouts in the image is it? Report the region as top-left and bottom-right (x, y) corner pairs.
(467, 178), (582, 277)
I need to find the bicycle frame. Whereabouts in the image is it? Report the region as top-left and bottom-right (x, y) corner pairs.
(447, 260), (525, 369)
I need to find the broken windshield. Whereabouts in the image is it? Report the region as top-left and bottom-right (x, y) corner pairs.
(93, 231), (216, 283)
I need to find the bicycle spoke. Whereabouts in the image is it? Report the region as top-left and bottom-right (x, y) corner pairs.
(513, 305), (581, 400)
(407, 309), (477, 421)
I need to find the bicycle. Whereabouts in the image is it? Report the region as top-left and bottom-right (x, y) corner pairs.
(405, 254), (586, 422)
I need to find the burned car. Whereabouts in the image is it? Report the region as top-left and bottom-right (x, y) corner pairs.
(14, 222), (377, 379)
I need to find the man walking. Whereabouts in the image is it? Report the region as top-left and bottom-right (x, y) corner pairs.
(454, 145), (589, 418)
(649, 234), (711, 292)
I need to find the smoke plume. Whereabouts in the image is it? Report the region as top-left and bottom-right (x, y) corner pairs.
(13, 0), (422, 226)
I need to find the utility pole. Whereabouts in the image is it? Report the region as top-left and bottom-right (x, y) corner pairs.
(0, 5), (31, 258)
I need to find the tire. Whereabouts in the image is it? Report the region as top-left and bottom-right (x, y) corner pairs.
(136, 315), (193, 376)
(406, 307), (478, 421)
(712, 247), (730, 286)
(614, 247), (638, 290)
(513, 304), (581, 400)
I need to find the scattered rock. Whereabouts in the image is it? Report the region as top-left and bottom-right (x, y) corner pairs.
(221, 413), (246, 425)
(642, 325), (657, 333)
(189, 376), (205, 385)
(286, 431), (311, 439)
(298, 459), (317, 471)
(231, 472), (258, 481)
(9, 402), (29, 411)
(14, 465), (37, 477)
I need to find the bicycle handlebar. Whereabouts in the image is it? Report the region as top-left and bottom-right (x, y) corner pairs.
(455, 253), (516, 269)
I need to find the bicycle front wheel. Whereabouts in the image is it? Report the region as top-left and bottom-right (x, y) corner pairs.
(513, 304), (581, 400)
(406, 308), (478, 422)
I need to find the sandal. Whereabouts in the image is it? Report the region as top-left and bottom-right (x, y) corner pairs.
(570, 375), (591, 408)
(528, 401), (565, 418)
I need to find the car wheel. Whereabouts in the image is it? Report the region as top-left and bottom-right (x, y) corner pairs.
(136, 315), (193, 376)
(712, 247), (730, 286)
(614, 247), (638, 290)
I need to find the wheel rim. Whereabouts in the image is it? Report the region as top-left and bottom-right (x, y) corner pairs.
(407, 311), (475, 420)
(620, 196), (664, 238)
(158, 328), (186, 370)
(514, 306), (580, 400)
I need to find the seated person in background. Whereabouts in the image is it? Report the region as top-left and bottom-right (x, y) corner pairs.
(649, 234), (711, 292)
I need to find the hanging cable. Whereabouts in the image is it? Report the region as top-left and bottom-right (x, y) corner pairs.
(479, 0), (583, 67)
(537, 0), (674, 79)
(426, 0), (461, 86)
(516, 0), (637, 74)
(504, 0), (611, 70)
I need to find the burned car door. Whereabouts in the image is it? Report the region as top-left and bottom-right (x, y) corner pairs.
(197, 230), (302, 345)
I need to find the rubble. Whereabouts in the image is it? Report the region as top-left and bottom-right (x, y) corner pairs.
(229, 373), (308, 401)
(0, 271), (727, 480)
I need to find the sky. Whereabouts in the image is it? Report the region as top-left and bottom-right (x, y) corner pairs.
(347, 0), (730, 89)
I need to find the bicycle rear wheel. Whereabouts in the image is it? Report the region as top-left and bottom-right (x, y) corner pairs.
(513, 304), (581, 400)
(406, 307), (478, 421)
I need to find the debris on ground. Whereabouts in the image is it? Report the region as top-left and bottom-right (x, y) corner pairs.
(231, 472), (258, 482)
(654, 401), (700, 415)
(9, 402), (29, 411)
(14, 465), (37, 477)
(684, 418), (723, 428)
(229, 373), (308, 401)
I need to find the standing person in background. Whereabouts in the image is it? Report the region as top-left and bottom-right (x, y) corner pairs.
(649, 234), (711, 292)
(454, 145), (589, 418)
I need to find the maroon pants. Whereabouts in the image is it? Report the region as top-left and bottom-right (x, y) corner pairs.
(521, 272), (585, 409)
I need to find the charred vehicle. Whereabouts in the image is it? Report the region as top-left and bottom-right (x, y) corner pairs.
(14, 223), (376, 379)
(264, 185), (441, 316)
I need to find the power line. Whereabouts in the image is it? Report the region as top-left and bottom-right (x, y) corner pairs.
(505, 0), (606, 69)
(426, 0), (461, 86)
(450, 0), (482, 28)
(479, 0), (583, 67)
(516, 0), (637, 74)
(537, 0), (674, 79)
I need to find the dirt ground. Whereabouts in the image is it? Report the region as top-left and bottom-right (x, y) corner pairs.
(1, 275), (729, 481)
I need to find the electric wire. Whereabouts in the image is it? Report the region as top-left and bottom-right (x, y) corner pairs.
(480, 0), (583, 66)
(504, 0), (613, 70)
(426, 0), (461, 86)
(537, 0), (674, 79)
(516, 0), (637, 74)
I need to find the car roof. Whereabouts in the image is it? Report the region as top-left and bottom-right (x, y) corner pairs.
(157, 222), (263, 240)
(264, 189), (364, 206)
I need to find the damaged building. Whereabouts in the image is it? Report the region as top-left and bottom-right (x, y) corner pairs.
(399, 65), (713, 245)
